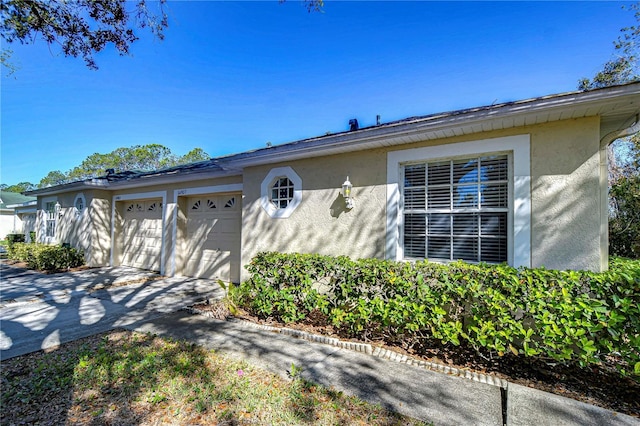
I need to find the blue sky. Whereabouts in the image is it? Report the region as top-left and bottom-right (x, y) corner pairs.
(0, 1), (634, 186)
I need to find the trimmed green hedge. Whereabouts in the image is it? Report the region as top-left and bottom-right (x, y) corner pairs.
(7, 242), (84, 272)
(232, 252), (640, 376)
(5, 233), (25, 246)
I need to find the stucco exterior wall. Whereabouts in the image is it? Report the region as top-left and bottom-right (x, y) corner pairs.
(241, 150), (388, 280)
(0, 211), (18, 239)
(88, 191), (111, 266)
(242, 116), (605, 274)
(528, 117), (603, 271)
(32, 116), (608, 275)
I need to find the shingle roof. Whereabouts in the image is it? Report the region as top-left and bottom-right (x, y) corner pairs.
(0, 191), (37, 209)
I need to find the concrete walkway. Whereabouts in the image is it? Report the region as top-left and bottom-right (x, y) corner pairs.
(127, 311), (639, 426)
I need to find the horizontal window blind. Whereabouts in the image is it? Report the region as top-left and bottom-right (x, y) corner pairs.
(403, 155), (508, 262)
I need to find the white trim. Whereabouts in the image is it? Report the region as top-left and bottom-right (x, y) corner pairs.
(386, 134), (531, 268)
(170, 183), (243, 276)
(74, 192), (87, 217)
(260, 167), (302, 219)
(41, 196), (57, 244)
(111, 191), (167, 275)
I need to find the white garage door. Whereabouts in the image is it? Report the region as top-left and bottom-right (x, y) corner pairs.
(121, 199), (163, 271)
(183, 193), (241, 282)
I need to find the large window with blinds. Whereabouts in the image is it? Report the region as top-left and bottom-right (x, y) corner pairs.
(402, 155), (509, 263)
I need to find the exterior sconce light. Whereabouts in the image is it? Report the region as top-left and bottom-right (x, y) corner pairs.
(342, 176), (354, 209)
(54, 201), (62, 218)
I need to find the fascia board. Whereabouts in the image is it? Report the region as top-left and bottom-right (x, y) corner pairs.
(105, 168), (241, 190)
(6, 201), (37, 208)
(25, 180), (108, 197)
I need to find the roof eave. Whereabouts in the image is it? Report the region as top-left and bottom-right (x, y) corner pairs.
(101, 167), (241, 190)
(24, 179), (109, 197)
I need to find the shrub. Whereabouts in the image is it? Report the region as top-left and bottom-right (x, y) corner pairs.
(7, 243), (84, 272)
(6, 233), (25, 246)
(232, 252), (640, 377)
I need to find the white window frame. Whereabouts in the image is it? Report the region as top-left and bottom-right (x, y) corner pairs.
(42, 196), (58, 244)
(74, 193), (87, 217)
(386, 134), (531, 268)
(260, 166), (302, 219)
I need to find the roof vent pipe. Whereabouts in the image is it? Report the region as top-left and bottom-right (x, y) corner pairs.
(349, 119), (359, 131)
(376, 114), (381, 126)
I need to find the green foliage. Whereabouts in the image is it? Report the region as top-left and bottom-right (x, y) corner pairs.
(179, 148), (211, 165)
(8, 242), (84, 272)
(578, 4), (640, 90)
(31, 144), (213, 187)
(610, 174), (640, 258)
(578, 57), (638, 90)
(609, 134), (640, 259)
(5, 233), (25, 246)
(0, 182), (35, 193)
(233, 252), (640, 377)
(38, 170), (68, 188)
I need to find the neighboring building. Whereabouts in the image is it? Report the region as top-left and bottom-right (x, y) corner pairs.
(26, 83), (640, 280)
(0, 191), (37, 241)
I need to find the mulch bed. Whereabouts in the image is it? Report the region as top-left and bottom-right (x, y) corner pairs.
(191, 301), (640, 418)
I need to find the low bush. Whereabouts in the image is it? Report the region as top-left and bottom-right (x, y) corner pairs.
(7, 242), (84, 272)
(232, 252), (640, 377)
(5, 233), (25, 246)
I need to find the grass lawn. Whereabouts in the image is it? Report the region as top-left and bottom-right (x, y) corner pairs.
(0, 330), (430, 425)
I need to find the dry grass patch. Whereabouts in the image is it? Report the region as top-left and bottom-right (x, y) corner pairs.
(1, 330), (430, 425)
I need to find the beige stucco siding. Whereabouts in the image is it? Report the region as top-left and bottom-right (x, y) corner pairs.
(528, 117), (603, 271)
(242, 117), (606, 274)
(34, 190), (111, 267)
(32, 115), (610, 275)
(241, 150), (388, 280)
(88, 191), (111, 266)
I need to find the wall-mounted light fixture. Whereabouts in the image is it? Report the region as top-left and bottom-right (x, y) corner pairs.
(342, 176), (354, 209)
(54, 201), (62, 218)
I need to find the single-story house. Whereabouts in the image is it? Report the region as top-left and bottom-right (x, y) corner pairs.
(0, 191), (37, 241)
(25, 83), (640, 281)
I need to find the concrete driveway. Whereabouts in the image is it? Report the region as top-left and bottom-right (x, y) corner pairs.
(0, 263), (224, 360)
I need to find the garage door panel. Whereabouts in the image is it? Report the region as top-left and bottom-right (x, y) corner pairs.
(120, 199), (162, 272)
(183, 194), (241, 282)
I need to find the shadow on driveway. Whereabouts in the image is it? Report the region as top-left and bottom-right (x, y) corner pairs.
(0, 263), (224, 360)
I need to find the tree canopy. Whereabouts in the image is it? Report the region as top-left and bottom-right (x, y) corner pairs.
(0, 182), (36, 193)
(65, 144), (211, 183)
(2, 144), (211, 191)
(579, 4), (640, 90)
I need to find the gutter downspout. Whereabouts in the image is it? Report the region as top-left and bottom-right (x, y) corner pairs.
(599, 114), (640, 271)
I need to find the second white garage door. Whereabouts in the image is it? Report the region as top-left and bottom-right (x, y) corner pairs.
(121, 199), (163, 271)
(183, 193), (241, 282)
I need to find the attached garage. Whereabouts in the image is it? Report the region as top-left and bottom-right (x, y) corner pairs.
(182, 193), (241, 282)
(120, 199), (163, 271)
